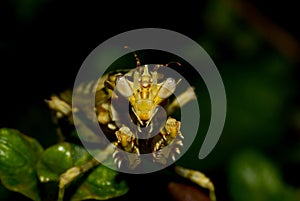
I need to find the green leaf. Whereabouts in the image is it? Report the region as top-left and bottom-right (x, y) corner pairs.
(37, 142), (92, 183)
(0, 128), (43, 201)
(37, 142), (128, 200)
(71, 161), (128, 201)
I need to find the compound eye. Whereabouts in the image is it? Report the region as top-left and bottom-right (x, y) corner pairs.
(158, 78), (176, 99)
(116, 76), (133, 97)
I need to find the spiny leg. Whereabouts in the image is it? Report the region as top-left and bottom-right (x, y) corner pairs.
(174, 166), (216, 201)
(113, 125), (141, 170)
(45, 95), (73, 142)
(152, 117), (184, 165)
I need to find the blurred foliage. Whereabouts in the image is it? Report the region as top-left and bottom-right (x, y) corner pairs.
(0, 0), (299, 200)
(228, 148), (298, 201)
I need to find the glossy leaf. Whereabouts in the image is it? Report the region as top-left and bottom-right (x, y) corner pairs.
(37, 142), (92, 183)
(37, 142), (128, 200)
(71, 162), (128, 201)
(0, 128), (43, 201)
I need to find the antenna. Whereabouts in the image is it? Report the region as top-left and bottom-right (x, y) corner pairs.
(166, 61), (182, 67)
(153, 61), (181, 71)
(124, 45), (141, 67)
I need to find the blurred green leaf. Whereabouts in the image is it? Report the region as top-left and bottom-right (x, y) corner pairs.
(228, 148), (298, 201)
(0, 128), (43, 201)
(204, 0), (237, 36)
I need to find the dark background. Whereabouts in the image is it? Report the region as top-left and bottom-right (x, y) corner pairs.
(0, 0), (299, 201)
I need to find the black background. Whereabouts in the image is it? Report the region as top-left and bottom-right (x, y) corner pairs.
(0, 0), (298, 130)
